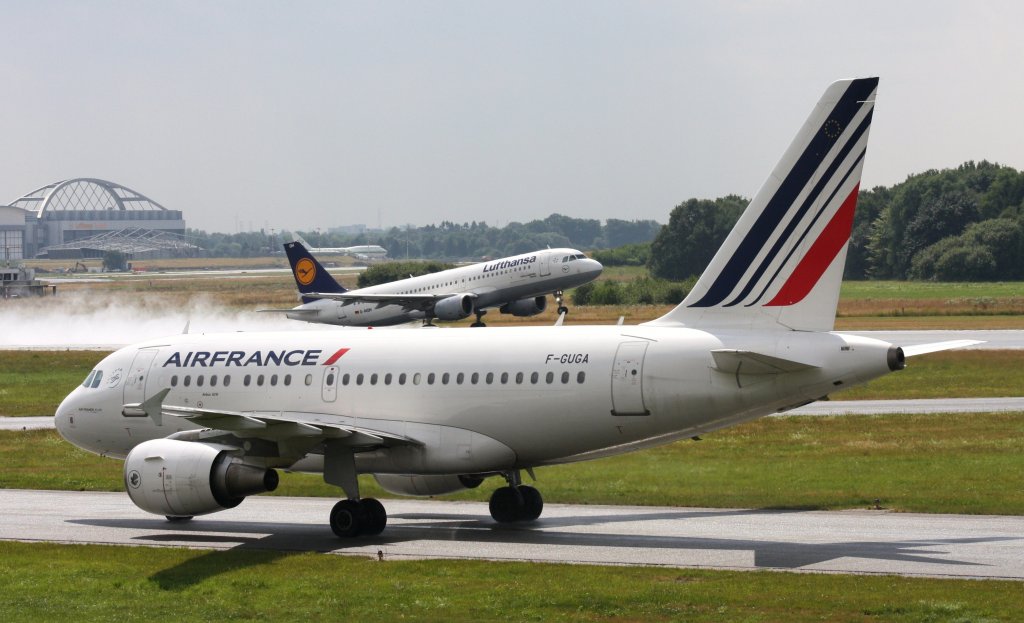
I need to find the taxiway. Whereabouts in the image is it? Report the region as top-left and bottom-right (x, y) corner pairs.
(2, 490), (1021, 580)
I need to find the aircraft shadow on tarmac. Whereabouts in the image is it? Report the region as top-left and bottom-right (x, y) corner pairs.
(68, 508), (1020, 589)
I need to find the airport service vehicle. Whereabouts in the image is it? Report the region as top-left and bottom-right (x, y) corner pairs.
(56, 77), (974, 538)
(275, 239), (602, 326)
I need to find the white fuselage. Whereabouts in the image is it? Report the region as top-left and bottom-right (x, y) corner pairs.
(55, 325), (898, 477)
(288, 248), (602, 326)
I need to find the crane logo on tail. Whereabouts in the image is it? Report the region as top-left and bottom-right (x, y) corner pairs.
(295, 258), (316, 286)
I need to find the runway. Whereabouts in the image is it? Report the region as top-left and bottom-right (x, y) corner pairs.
(2, 489), (1021, 580)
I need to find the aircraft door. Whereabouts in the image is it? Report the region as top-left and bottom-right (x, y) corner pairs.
(540, 251), (552, 277)
(322, 366), (339, 402)
(123, 348), (159, 405)
(611, 341), (650, 415)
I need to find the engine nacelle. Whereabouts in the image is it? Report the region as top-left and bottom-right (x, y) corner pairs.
(433, 294), (474, 320)
(124, 439), (279, 517)
(500, 295), (547, 317)
(373, 473), (484, 497)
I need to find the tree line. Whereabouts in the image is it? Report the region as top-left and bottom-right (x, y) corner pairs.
(186, 215), (661, 260)
(645, 161), (1024, 282)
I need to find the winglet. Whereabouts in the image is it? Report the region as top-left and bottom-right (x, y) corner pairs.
(121, 387), (171, 426)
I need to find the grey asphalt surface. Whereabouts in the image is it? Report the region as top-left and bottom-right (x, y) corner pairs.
(2, 489), (1021, 579)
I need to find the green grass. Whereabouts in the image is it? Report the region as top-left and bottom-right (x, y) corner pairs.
(0, 541), (1020, 622)
(6, 411), (1023, 515)
(0, 351), (99, 416)
(841, 280), (1024, 300)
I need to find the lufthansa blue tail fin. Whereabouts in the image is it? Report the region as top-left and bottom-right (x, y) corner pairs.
(284, 241), (347, 302)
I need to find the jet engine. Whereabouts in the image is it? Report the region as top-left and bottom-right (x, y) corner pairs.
(373, 474), (484, 497)
(123, 439), (278, 517)
(500, 296), (547, 317)
(433, 294), (474, 320)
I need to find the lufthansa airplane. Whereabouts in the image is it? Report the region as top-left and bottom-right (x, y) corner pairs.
(55, 78), (976, 539)
(290, 233), (388, 260)
(274, 240), (603, 326)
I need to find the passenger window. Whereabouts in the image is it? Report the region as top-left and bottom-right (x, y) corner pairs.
(501, 372), (509, 384)
(485, 372), (493, 384)
(224, 375), (231, 387)
(530, 372), (539, 384)
(342, 373), (350, 386)
(304, 374), (313, 386)
(171, 375), (178, 387)
(244, 374), (252, 387)
(284, 374), (291, 386)
(257, 374), (265, 386)
(210, 375), (218, 387)
(457, 372), (465, 384)
(197, 376), (204, 387)
(184, 376), (191, 387)
(326, 372), (335, 386)
(470, 372), (478, 385)
(442, 373), (450, 385)
(385, 373), (392, 385)
(546, 372), (554, 384)
(577, 371), (586, 384)
(399, 373), (407, 385)
(515, 372), (523, 385)
(270, 374), (278, 386)
(428, 373), (436, 385)
(561, 371), (570, 384)
(356, 373), (364, 386)
(370, 373), (378, 385)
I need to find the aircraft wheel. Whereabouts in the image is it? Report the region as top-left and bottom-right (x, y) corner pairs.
(330, 499), (363, 538)
(165, 515), (193, 523)
(489, 486), (524, 523)
(360, 498), (388, 536)
(470, 321), (486, 328)
(557, 306), (569, 316)
(517, 485), (543, 521)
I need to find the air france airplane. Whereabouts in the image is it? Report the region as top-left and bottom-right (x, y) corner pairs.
(56, 77), (976, 539)
(274, 240), (603, 326)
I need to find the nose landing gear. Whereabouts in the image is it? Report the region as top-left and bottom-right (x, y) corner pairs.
(555, 290), (569, 316)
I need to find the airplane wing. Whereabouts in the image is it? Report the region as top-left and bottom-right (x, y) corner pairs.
(902, 339), (984, 357)
(161, 404), (422, 447)
(256, 308), (321, 315)
(711, 349), (819, 375)
(303, 291), (477, 312)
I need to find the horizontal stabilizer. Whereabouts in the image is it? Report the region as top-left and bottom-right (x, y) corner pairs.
(257, 308), (321, 316)
(903, 340), (983, 357)
(711, 349), (819, 375)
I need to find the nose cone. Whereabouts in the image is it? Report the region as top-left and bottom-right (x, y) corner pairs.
(53, 388), (79, 444)
(584, 258), (604, 277)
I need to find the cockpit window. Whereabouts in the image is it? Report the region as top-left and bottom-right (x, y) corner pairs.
(82, 369), (103, 389)
(574, 254), (586, 260)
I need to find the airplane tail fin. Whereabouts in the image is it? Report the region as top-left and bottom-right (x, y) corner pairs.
(284, 240), (347, 302)
(646, 77), (879, 332)
(291, 232), (313, 249)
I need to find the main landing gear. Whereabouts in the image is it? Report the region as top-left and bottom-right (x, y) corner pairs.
(324, 441), (388, 538)
(329, 498), (387, 537)
(471, 309), (487, 327)
(488, 470), (543, 523)
(555, 290), (569, 316)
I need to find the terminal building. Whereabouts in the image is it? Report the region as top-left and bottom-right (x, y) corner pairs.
(0, 178), (190, 260)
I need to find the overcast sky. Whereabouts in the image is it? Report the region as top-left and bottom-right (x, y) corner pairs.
(2, 1), (1022, 233)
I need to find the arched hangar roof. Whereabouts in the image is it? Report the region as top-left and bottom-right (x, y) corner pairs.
(8, 178), (168, 216)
